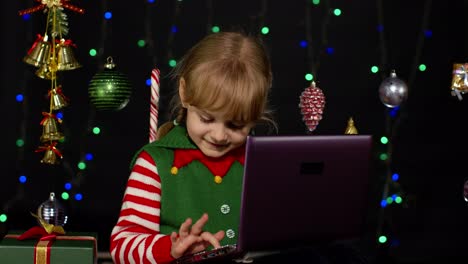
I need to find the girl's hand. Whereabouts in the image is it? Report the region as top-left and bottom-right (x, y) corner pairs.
(170, 213), (225, 259)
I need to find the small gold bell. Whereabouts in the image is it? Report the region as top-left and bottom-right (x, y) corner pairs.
(24, 38), (51, 67)
(35, 63), (52, 79)
(41, 149), (60, 165)
(344, 117), (358, 135)
(40, 115), (64, 142)
(50, 88), (69, 110)
(56, 40), (82, 71)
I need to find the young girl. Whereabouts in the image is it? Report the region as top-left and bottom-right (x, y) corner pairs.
(110, 31), (276, 264)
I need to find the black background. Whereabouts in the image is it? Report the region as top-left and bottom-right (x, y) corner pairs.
(2, 1), (468, 262)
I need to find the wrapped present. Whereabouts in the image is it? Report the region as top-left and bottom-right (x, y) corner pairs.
(0, 230), (97, 264)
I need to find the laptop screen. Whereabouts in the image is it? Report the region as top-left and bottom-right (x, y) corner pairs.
(237, 134), (373, 252)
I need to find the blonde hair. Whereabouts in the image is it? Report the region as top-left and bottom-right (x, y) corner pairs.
(156, 31), (276, 140)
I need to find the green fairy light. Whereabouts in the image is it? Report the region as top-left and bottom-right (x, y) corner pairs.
(211, 26), (220, 33)
(89, 49), (97, 57)
(378, 235), (387, 243)
(61, 192), (69, 200)
(137, 39), (146, 48)
(379, 153), (388, 161)
(0, 214), (7, 222)
(78, 161), (86, 170)
(16, 139), (25, 147)
(169, 59), (177, 67)
(380, 136), (388, 144)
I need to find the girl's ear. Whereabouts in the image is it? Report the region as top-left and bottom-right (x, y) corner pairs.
(178, 78), (187, 108)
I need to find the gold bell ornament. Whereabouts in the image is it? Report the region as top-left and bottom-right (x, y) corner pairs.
(450, 63), (468, 101)
(344, 117), (358, 135)
(35, 142), (63, 165)
(24, 34), (51, 68)
(39, 112), (64, 142)
(35, 62), (52, 79)
(56, 39), (82, 71)
(49, 86), (69, 110)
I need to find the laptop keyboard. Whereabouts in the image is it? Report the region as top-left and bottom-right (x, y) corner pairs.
(172, 244), (237, 264)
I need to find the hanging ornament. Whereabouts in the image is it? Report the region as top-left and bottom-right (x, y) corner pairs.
(344, 117), (358, 135)
(24, 34), (51, 68)
(40, 112), (64, 142)
(49, 86), (69, 110)
(450, 63), (468, 101)
(35, 142), (63, 165)
(56, 39), (82, 71)
(378, 70), (409, 108)
(299, 81), (326, 132)
(37, 192), (68, 227)
(88, 56), (132, 111)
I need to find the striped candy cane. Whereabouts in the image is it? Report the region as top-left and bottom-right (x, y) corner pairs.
(149, 68), (160, 143)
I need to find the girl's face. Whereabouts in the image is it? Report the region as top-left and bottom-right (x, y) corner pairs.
(185, 105), (254, 158)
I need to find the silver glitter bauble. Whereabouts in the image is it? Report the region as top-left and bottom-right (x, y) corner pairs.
(37, 192), (68, 227)
(378, 70), (408, 108)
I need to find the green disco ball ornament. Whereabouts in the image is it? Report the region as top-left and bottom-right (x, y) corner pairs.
(88, 56), (132, 111)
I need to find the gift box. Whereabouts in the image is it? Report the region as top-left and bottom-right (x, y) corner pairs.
(0, 231), (97, 264)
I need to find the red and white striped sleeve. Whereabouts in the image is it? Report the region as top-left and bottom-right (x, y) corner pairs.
(110, 151), (175, 264)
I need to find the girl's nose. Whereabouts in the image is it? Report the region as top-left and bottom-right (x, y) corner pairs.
(210, 124), (228, 143)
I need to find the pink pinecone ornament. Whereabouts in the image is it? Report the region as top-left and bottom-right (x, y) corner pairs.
(299, 82), (326, 132)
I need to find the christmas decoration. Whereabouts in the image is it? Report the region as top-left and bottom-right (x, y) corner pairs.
(378, 70), (408, 108)
(0, 232), (97, 264)
(37, 192), (68, 227)
(450, 63), (468, 101)
(464, 180), (468, 202)
(18, 0), (84, 16)
(39, 112), (64, 142)
(299, 81), (326, 132)
(149, 68), (160, 143)
(344, 117), (358, 135)
(19, 0), (84, 164)
(35, 142), (63, 165)
(49, 86), (69, 110)
(88, 56), (132, 111)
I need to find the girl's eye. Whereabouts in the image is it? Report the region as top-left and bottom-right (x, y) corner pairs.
(227, 122), (245, 130)
(200, 116), (213, 123)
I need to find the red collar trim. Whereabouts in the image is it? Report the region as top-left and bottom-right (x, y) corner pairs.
(172, 147), (245, 178)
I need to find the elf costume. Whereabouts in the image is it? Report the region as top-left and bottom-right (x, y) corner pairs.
(110, 125), (245, 264)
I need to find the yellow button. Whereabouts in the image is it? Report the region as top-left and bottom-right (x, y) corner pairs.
(214, 176), (223, 184)
(170, 167), (178, 175)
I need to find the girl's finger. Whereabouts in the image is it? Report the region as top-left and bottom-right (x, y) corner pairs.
(200, 232), (222, 249)
(170, 231), (178, 243)
(190, 213), (209, 235)
(179, 218), (192, 237)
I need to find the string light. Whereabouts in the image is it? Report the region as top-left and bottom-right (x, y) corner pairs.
(19, 175), (27, 183)
(374, 0), (432, 247)
(0, 214), (7, 223)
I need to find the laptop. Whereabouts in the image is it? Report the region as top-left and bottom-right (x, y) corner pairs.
(173, 134), (373, 264)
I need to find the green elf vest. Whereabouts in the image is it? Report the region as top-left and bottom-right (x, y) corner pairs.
(131, 125), (244, 246)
